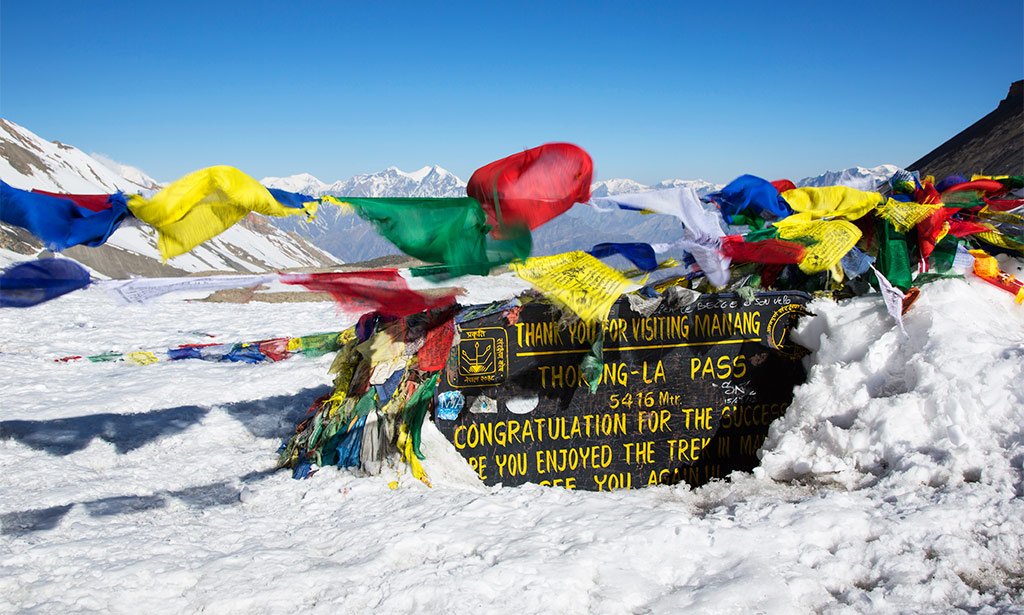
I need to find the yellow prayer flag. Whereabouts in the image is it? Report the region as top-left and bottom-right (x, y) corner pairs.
(775, 217), (862, 274)
(398, 424), (431, 486)
(875, 199), (941, 233)
(127, 166), (316, 260)
(125, 351), (160, 366)
(320, 195), (356, 214)
(780, 186), (884, 221)
(975, 231), (1024, 253)
(511, 251), (633, 323)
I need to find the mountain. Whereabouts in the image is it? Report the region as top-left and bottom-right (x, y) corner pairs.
(263, 165), (465, 199)
(0, 119), (342, 277)
(908, 80), (1024, 180)
(0, 120), (162, 194)
(591, 178), (722, 198)
(262, 166), (467, 263)
(795, 164), (898, 191)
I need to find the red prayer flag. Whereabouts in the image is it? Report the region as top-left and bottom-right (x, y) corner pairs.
(417, 318), (455, 371)
(280, 269), (456, 317)
(258, 338), (293, 362)
(32, 190), (119, 213)
(940, 180), (1006, 200)
(467, 143), (592, 236)
(916, 207), (956, 261)
(947, 220), (991, 238)
(721, 236), (806, 264)
(984, 198), (1024, 212)
(913, 182), (941, 205)
(770, 179), (796, 193)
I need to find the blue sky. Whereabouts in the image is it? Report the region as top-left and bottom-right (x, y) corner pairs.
(2, 0), (1021, 186)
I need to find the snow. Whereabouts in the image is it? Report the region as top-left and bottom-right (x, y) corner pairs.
(2, 265), (1022, 613)
(89, 154), (162, 190)
(259, 173), (331, 196)
(797, 165), (900, 192)
(407, 166), (434, 182)
(0, 121), (154, 194)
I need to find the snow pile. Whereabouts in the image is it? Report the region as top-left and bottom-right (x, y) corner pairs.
(762, 267), (1024, 493)
(1, 269), (1022, 613)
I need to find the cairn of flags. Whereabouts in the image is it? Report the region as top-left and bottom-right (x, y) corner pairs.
(2, 143), (1022, 482)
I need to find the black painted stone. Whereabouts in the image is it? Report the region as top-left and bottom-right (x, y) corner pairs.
(434, 291), (810, 491)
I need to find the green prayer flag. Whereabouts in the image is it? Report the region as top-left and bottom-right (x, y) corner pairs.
(343, 197), (530, 278)
(579, 330), (604, 394)
(354, 388), (378, 417)
(928, 235), (959, 273)
(876, 220), (914, 292)
(299, 332), (343, 357)
(403, 373), (440, 460)
(744, 227), (779, 242)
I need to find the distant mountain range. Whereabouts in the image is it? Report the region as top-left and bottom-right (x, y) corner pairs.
(1, 116), (900, 275)
(262, 164), (896, 261)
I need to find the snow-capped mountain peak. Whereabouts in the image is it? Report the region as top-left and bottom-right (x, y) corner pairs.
(262, 165), (467, 200)
(89, 153), (164, 191)
(795, 164), (899, 191)
(0, 119), (161, 194)
(258, 172), (331, 196)
(590, 177), (724, 198)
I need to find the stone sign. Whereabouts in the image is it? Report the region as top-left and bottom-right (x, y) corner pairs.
(434, 291), (810, 491)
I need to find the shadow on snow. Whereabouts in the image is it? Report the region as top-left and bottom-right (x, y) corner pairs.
(0, 385), (330, 535)
(1, 469), (277, 536)
(0, 385), (330, 455)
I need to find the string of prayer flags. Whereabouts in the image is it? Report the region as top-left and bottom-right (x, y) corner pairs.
(53, 331), (347, 365)
(279, 314), (449, 482)
(511, 251), (634, 323)
(467, 142), (592, 235)
(940, 179), (1007, 203)
(1, 181), (129, 251)
(125, 165), (317, 260)
(590, 185), (731, 286)
(0, 259), (92, 308)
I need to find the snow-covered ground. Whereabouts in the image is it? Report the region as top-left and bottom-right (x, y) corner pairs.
(1, 267), (1022, 614)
